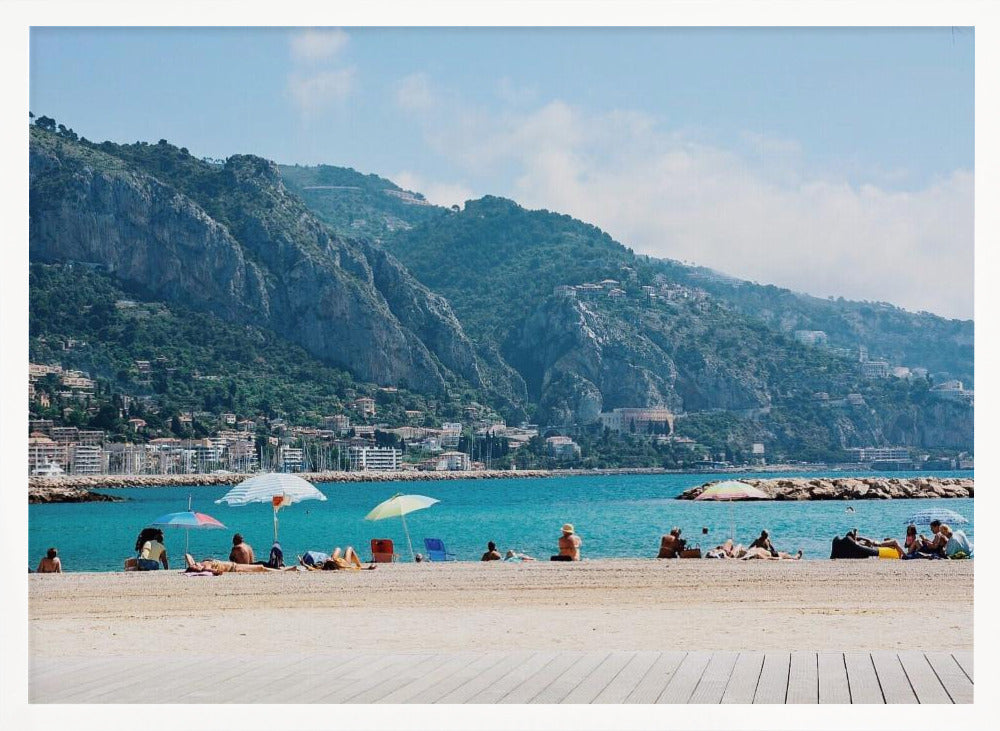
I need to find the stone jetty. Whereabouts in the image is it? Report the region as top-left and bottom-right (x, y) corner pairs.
(27, 469), (558, 500)
(29, 486), (125, 504)
(677, 476), (973, 501)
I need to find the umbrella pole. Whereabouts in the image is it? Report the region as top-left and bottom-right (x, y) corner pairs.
(401, 512), (414, 561)
(185, 527), (190, 555)
(273, 508), (279, 543)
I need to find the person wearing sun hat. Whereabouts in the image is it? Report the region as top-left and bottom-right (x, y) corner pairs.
(550, 523), (582, 561)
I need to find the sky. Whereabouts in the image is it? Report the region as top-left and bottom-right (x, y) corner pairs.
(29, 26), (975, 319)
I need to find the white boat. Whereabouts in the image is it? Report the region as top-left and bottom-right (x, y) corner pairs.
(32, 460), (66, 476)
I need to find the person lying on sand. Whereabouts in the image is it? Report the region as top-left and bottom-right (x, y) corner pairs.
(184, 553), (291, 575)
(741, 546), (803, 560)
(705, 539), (746, 559)
(298, 547), (375, 571)
(504, 549), (536, 562)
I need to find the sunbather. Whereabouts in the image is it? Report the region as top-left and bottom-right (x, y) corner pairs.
(741, 546), (803, 560)
(298, 547), (373, 570)
(705, 539), (746, 559)
(504, 549), (536, 562)
(184, 553), (281, 574)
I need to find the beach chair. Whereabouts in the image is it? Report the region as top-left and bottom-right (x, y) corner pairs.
(370, 538), (398, 563)
(423, 538), (456, 562)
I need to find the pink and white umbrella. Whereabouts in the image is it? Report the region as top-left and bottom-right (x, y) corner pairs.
(694, 480), (772, 539)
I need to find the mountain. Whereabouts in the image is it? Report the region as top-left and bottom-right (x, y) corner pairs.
(28, 119), (974, 458)
(29, 125), (523, 415)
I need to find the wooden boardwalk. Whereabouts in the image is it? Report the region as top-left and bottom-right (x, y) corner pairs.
(30, 650), (972, 704)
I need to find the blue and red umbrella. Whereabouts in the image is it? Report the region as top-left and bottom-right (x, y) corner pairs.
(150, 499), (227, 553)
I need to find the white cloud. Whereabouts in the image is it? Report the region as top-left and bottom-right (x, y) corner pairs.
(290, 29), (349, 63)
(287, 69), (355, 114)
(399, 94), (974, 319)
(393, 171), (476, 210)
(395, 73), (435, 112)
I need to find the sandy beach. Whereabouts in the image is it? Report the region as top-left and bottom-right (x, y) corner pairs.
(29, 559), (972, 657)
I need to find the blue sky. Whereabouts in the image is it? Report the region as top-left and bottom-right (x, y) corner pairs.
(30, 27), (974, 318)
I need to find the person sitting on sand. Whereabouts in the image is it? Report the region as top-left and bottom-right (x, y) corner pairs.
(748, 530), (779, 557)
(229, 533), (254, 564)
(299, 547), (371, 571)
(940, 524), (973, 559)
(257, 541), (284, 569)
(657, 527), (686, 558)
(551, 523), (582, 561)
(37, 547), (62, 573)
(504, 549), (536, 562)
(481, 541), (502, 561)
(184, 553), (286, 575)
(138, 529), (169, 570)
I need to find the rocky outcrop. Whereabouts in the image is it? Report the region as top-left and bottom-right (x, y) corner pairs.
(677, 477), (974, 501)
(28, 128), (510, 397)
(29, 486), (124, 504)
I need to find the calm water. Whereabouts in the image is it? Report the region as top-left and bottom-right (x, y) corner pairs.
(29, 471), (974, 572)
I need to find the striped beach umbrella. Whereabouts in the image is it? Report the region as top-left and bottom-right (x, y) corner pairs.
(905, 507), (969, 526)
(216, 473), (327, 541)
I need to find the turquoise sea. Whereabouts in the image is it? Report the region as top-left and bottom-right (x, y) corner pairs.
(29, 471), (973, 572)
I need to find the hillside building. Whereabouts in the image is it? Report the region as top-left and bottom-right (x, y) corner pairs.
(348, 446), (401, 471)
(599, 407), (674, 435)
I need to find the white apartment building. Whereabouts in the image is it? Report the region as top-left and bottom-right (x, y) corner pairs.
(348, 446), (401, 471)
(72, 444), (105, 475)
(599, 408), (674, 435)
(280, 446), (304, 472)
(441, 423), (462, 447)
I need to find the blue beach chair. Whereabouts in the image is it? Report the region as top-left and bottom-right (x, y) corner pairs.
(423, 538), (456, 562)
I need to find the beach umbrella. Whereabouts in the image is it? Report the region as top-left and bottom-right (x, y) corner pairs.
(904, 507), (969, 526)
(149, 496), (227, 554)
(694, 481), (772, 540)
(216, 473), (327, 542)
(364, 493), (439, 561)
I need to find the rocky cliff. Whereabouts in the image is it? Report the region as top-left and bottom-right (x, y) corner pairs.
(29, 128), (506, 397)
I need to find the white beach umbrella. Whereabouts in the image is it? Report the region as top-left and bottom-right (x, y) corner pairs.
(364, 493), (439, 561)
(216, 473), (327, 541)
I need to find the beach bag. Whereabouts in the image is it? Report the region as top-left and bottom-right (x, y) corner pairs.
(302, 551), (329, 567)
(679, 548), (702, 559)
(266, 544), (284, 569)
(124, 557), (138, 571)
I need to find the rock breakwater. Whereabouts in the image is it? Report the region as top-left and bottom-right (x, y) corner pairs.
(678, 477), (973, 501)
(29, 486), (125, 504)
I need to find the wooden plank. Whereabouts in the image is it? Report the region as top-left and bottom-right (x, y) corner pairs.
(785, 652), (817, 704)
(592, 652), (661, 704)
(467, 652), (559, 704)
(376, 653), (476, 704)
(44, 656), (191, 703)
(720, 652), (764, 705)
(501, 653), (582, 704)
(529, 652), (609, 704)
(753, 652), (790, 704)
(348, 653), (453, 703)
(688, 651), (738, 704)
(657, 651), (711, 704)
(624, 652), (684, 704)
(844, 652), (884, 704)
(953, 651), (973, 682)
(871, 652), (917, 704)
(817, 652), (850, 704)
(926, 652), (973, 704)
(561, 651), (635, 704)
(31, 655), (103, 683)
(422, 653), (508, 704)
(272, 653), (381, 704)
(435, 652), (532, 704)
(897, 651), (951, 704)
(311, 654), (419, 703)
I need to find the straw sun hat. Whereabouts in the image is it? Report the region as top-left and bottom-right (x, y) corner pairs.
(562, 523), (574, 534)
